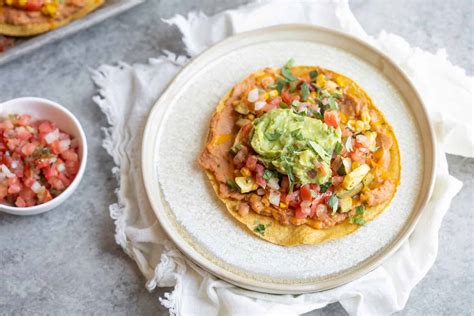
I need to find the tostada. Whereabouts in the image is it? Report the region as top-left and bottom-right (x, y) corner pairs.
(199, 59), (400, 246)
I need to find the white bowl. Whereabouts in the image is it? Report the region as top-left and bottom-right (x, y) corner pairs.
(0, 97), (87, 216)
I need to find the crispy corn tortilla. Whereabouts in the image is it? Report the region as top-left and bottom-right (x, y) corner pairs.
(201, 66), (400, 246)
(0, 0), (104, 37)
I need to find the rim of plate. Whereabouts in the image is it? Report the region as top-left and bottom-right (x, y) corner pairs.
(141, 24), (436, 294)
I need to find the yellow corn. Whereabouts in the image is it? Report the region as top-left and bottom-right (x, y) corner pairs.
(263, 92), (270, 100)
(240, 167), (251, 177)
(5, 0), (13, 5)
(279, 202), (288, 209)
(316, 74), (326, 87)
(310, 92), (317, 98)
(340, 112), (348, 124)
(42, 3), (57, 16)
(335, 76), (345, 87)
(18, 0), (27, 6)
(268, 90), (279, 98)
(361, 110), (371, 123)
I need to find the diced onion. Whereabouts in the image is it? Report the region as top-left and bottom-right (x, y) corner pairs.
(1, 164), (15, 178)
(31, 181), (42, 193)
(269, 190), (281, 206)
(267, 177), (280, 190)
(44, 129), (60, 144)
(356, 134), (368, 143)
(254, 101), (266, 111)
(57, 163), (66, 173)
(59, 139), (71, 151)
(247, 88), (259, 103)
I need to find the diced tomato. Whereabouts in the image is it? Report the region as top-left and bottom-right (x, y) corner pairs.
(309, 184), (320, 192)
(245, 155), (258, 172)
(50, 140), (61, 154)
(15, 127), (32, 140)
(255, 175), (266, 188)
(15, 197), (26, 207)
(300, 184), (312, 201)
(21, 143), (37, 156)
(286, 191), (301, 208)
(324, 110), (340, 128)
(49, 177), (65, 191)
(38, 121), (54, 134)
(255, 164), (264, 177)
(233, 147), (248, 168)
(295, 200), (312, 219)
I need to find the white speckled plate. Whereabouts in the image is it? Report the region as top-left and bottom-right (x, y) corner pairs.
(141, 25), (435, 294)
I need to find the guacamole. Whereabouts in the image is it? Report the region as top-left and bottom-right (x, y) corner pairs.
(250, 109), (341, 185)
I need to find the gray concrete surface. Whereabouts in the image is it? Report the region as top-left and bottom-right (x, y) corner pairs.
(0, 0), (472, 315)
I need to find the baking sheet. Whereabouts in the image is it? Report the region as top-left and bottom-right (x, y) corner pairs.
(0, 0), (145, 66)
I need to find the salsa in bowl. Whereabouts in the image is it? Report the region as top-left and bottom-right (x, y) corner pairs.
(0, 97), (87, 215)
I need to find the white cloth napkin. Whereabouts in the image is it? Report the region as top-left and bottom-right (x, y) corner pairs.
(91, 0), (471, 315)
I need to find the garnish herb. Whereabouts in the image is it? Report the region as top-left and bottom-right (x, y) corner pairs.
(279, 102), (289, 109)
(226, 179), (239, 192)
(291, 129), (304, 140)
(344, 136), (353, 152)
(301, 82), (310, 101)
(328, 193), (339, 214)
(275, 79), (287, 95)
(282, 59), (296, 82)
(262, 169), (274, 180)
(265, 130), (282, 141)
(254, 223), (266, 235)
(349, 205), (366, 225)
(328, 96), (339, 110)
(320, 181), (332, 193)
(283, 162), (295, 193)
(291, 100), (300, 108)
(309, 70), (318, 79)
(334, 141), (343, 155)
(289, 81), (298, 92)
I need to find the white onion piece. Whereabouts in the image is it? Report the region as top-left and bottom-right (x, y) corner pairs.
(31, 181), (42, 193)
(356, 134), (368, 143)
(59, 139), (71, 151)
(44, 129), (60, 144)
(57, 163), (66, 173)
(267, 177), (280, 190)
(269, 190), (281, 206)
(254, 101), (266, 111)
(1, 164), (15, 178)
(247, 88), (259, 102)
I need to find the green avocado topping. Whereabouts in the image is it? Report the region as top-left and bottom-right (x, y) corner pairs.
(250, 109), (341, 185)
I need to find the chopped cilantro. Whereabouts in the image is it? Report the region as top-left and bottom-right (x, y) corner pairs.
(289, 81), (298, 92)
(284, 163), (295, 193)
(328, 96), (339, 110)
(320, 181), (332, 193)
(285, 58), (295, 68)
(334, 141), (343, 155)
(301, 82), (310, 101)
(226, 179), (239, 192)
(254, 223), (266, 235)
(291, 128), (304, 140)
(282, 59), (296, 82)
(309, 70), (318, 79)
(275, 79), (287, 95)
(262, 169), (274, 180)
(327, 193), (339, 214)
(265, 130), (282, 141)
(349, 205), (366, 225)
(344, 136), (353, 152)
(291, 100), (300, 108)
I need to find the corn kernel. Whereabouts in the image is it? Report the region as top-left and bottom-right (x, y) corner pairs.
(240, 167), (251, 177)
(310, 92), (317, 98)
(18, 0), (27, 6)
(355, 120), (366, 133)
(335, 76), (345, 87)
(340, 112), (348, 124)
(263, 92), (270, 100)
(279, 202), (287, 209)
(361, 110), (371, 123)
(316, 74), (326, 87)
(268, 90), (279, 98)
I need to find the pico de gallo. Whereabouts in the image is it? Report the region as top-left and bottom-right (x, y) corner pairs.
(199, 59), (399, 233)
(0, 114), (80, 207)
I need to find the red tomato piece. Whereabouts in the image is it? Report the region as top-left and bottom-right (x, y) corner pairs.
(299, 184), (312, 201)
(324, 110), (340, 128)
